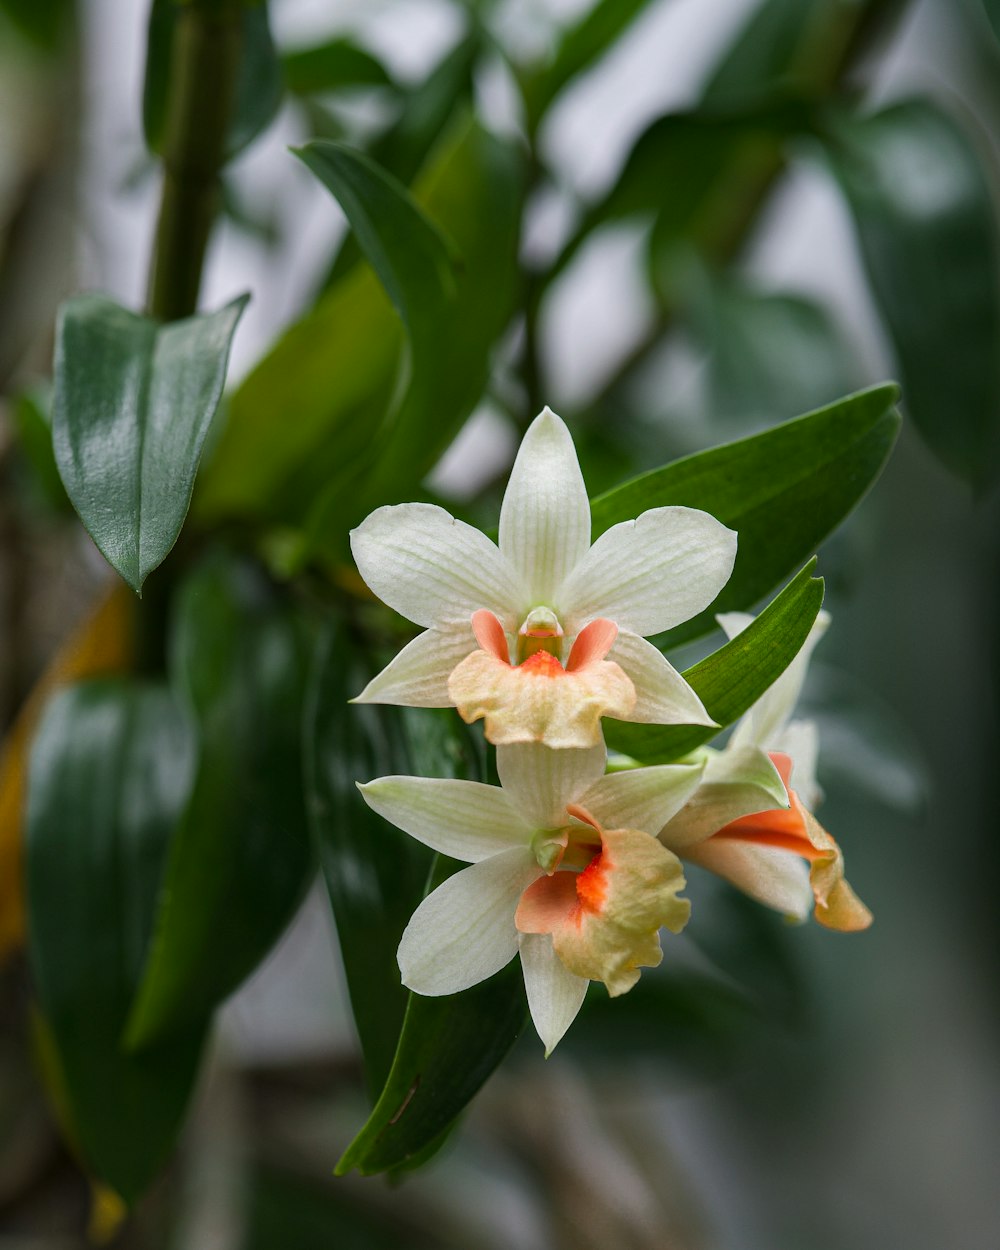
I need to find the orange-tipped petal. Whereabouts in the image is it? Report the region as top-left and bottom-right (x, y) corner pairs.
(448, 647), (636, 749)
(516, 872), (579, 933)
(471, 609), (510, 662)
(566, 618), (617, 671)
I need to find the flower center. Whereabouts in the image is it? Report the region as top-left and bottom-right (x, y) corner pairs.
(516, 606), (564, 664)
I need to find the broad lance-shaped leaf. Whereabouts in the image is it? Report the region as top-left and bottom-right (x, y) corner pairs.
(825, 100), (1000, 490)
(53, 293), (247, 594)
(125, 551), (314, 1047)
(335, 856), (528, 1178)
(591, 385), (898, 647)
(306, 625), (484, 1098)
(605, 561), (824, 764)
(26, 680), (206, 1203)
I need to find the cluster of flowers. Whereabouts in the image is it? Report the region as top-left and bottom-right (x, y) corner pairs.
(351, 410), (871, 1054)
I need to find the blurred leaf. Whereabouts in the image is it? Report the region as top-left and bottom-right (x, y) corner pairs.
(306, 625), (484, 1098)
(336, 922), (527, 1177)
(591, 385), (900, 646)
(680, 268), (859, 426)
(198, 120), (523, 544)
(125, 552), (314, 1047)
(977, 0), (1000, 42)
(144, 0), (283, 159)
(701, 0), (829, 110)
(52, 294), (247, 593)
(825, 100), (1000, 489)
(282, 36), (392, 95)
(26, 680), (205, 1203)
(10, 384), (70, 514)
(0, 586), (134, 964)
(522, 0), (660, 125)
(0, 0), (72, 49)
(605, 561), (824, 763)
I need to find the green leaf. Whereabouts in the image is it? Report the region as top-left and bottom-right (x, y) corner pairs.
(825, 100), (1000, 489)
(591, 385), (899, 647)
(10, 384), (71, 514)
(522, 0), (659, 126)
(26, 680), (206, 1203)
(605, 561), (825, 763)
(701, 0), (827, 109)
(197, 121), (523, 540)
(282, 36), (392, 95)
(52, 293), (247, 594)
(125, 551), (314, 1047)
(335, 937), (527, 1177)
(143, 0), (283, 160)
(0, 0), (72, 49)
(292, 141), (458, 346)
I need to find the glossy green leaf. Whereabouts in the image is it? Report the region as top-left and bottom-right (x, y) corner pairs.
(197, 121), (522, 541)
(125, 552), (314, 1047)
(52, 293), (247, 593)
(26, 680), (205, 1203)
(144, 0), (283, 160)
(825, 100), (1000, 489)
(336, 939), (527, 1177)
(591, 385), (899, 647)
(282, 36), (392, 95)
(605, 561), (824, 763)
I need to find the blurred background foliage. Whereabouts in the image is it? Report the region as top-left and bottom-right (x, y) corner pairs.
(0, 0), (997, 1246)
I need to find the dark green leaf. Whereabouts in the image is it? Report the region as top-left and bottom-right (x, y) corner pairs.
(144, 0), (283, 160)
(282, 36), (392, 95)
(336, 946), (526, 1177)
(52, 293), (247, 593)
(591, 385), (899, 647)
(125, 551), (314, 1047)
(10, 385), (71, 514)
(292, 141), (458, 346)
(26, 681), (205, 1202)
(825, 100), (1000, 489)
(0, 0), (72, 49)
(701, 0), (827, 110)
(605, 561), (824, 763)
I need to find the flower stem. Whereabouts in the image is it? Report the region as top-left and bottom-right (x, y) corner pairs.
(146, 0), (243, 322)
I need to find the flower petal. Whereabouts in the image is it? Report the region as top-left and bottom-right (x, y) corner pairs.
(549, 830), (690, 997)
(801, 808), (873, 932)
(684, 838), (813, 922)
(582, 760), (706, 835)
(397, 848), (542, 995)
(519, 932), (589, 1056)
(448, 647), (635, 749)
(557, 506), (737, 636)
(350, 502), (524, 629)
(351, 625), (475, 706)
(725, 609), (830, 750)
(496, 742), (607, 830)
(775, 717), (822, 810)
(659, 746), (789, 851)
(609, 629), (715, 726)
(358, 776), (528, 862)
(499, 407), (591, 604)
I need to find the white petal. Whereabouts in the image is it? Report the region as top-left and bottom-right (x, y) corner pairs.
(775, 718), (822, 809)
(659, 746), (788, 851)
(519, 933), (589, 1056)
(499, 407), (592, 604)
(582, 759), (706, 834)
(557, 507), (737, 636)
(496, 742), (607, 830)
(728, 609), (830, 750)
(609, 629), (715, 727)
(350, 503), (524, 629)
(684, 839), (812, 922)
(358, 776), (528, 862)
(352, 625), (474, 706)
(397, 849), (542, 995)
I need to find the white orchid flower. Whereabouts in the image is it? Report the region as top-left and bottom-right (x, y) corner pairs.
(358, 743), (706, 1054)
(350, 408), (737, 750)
(659, 611), (872, 932)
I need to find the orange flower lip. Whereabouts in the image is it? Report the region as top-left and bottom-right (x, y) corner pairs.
(470, 609), (620, 674)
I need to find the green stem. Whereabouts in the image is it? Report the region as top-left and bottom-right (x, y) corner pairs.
(147, 0), (243, 322)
